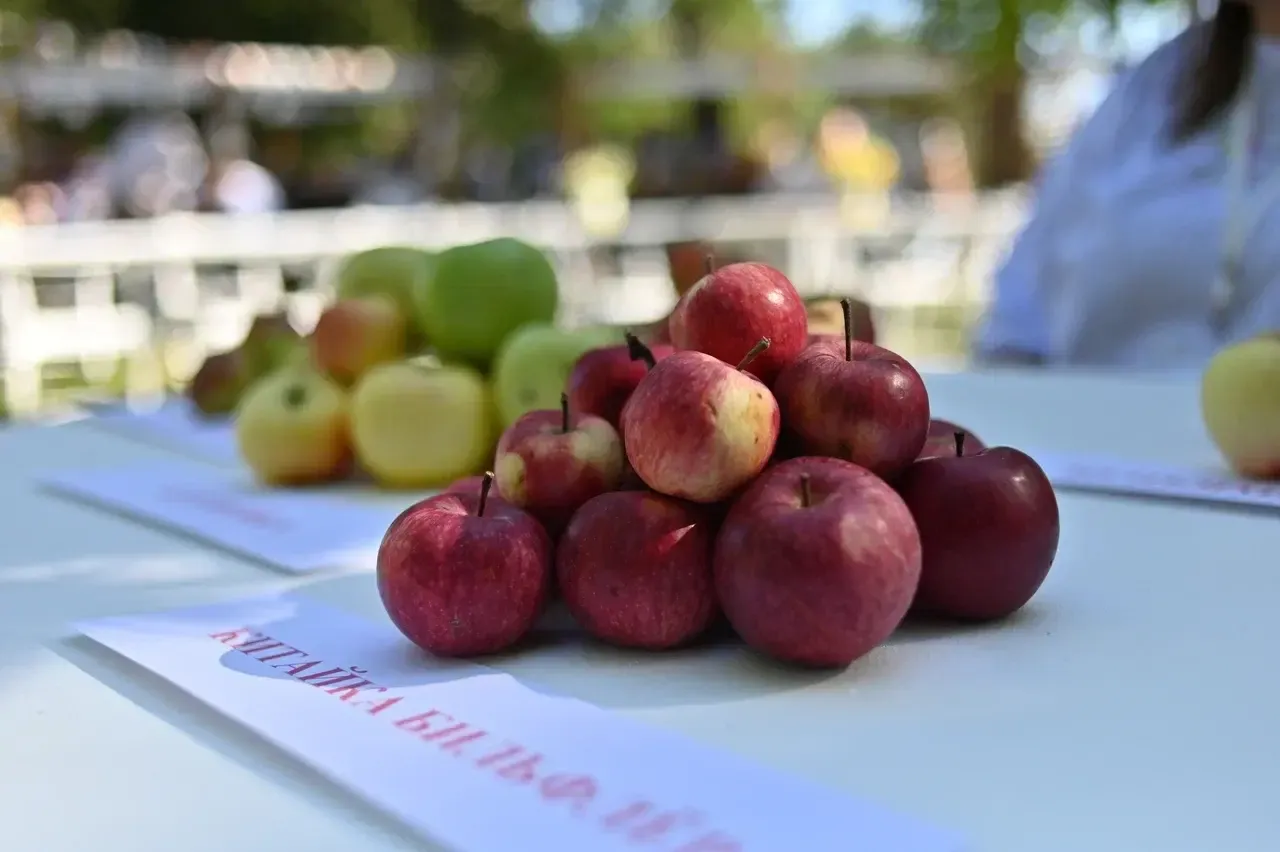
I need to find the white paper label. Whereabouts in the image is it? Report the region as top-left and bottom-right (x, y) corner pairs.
(75, 595), (963, 852)
(43, 461), (402, 574)
(1035, 452), (1280, 510)
(88, 399), (240, 463)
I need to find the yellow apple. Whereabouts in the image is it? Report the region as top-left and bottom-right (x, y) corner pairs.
(1201, 332), (1280, 480)
(350, 358), (496, 489)
(235, 367), (351, 486)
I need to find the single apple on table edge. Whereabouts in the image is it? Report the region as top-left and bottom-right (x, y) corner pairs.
(1200, 331), (1280, 480)
(377, 472), (552, 658)
(896, 432), (1060, 622)
(714, 456), (922, 668)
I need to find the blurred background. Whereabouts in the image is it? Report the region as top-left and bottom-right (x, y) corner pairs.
(0, 0), (1196, 419)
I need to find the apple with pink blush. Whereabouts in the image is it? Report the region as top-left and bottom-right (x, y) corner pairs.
(566, 333), (673, 431)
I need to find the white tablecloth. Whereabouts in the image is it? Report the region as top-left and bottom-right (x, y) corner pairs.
(1, 368), (1277, 852)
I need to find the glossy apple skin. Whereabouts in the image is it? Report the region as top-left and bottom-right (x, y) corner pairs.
(714, 457), (922, 668)
(917, 419), (986, 460)
(566, 342), (674, 430)
(669, 262), (808, 385)
(557, 491), (717, 649)
(774, 339), (930, 479)
(896, 446), (1059, 621)
(377, 491), (552, 657)
(621, 350), (780, 503)
(494, 409), (624, 536)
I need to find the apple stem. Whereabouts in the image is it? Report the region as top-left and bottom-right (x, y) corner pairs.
(560, 392), (571, 433)
(625, 331), (657, 370)
(954, 431), (965, 458)
(283, 385), (307, 408)
(477, 472), (495, 518)
(840, 298), (853, 361)
(703, 253), (716, 277)
(799, 473), (812, 508)
(736, 337), (771, 371)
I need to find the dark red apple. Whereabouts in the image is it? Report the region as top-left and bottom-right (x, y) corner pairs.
(443, 475), (486, 498)
(896, 433), (1059, 621)
(669, 260), (807, 385)
(622, 340), (780, 503)
(714, 457), (922, 668)
(494, 394), (624, 536)
(918, 419), (986, 460)
(774, 304), (930, 479)
(566, 333), (674, 431)
(557, 491), (717, 649)
(377, 473), (552, 657)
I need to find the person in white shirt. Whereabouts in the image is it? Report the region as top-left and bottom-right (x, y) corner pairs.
(977, 1), (1280, 368)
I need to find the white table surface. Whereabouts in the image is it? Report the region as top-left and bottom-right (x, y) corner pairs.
(2, 369), (1277, 852)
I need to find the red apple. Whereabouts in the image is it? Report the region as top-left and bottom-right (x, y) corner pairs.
(669, 261), (807, 385)
(896, 433), (1059, 621)
(494, 394), (625, 535)
(621, 340), (780, 503)
(774, 308), (930, 479)
(917, 419), (986, 460)
(566, 333), (674, 431)
(715, 457), (922, 668)
(310, 296), (407, 385)
(377, 473), (552, 657)
(557, 491), (717, 649)
(443, 475), (486, 498)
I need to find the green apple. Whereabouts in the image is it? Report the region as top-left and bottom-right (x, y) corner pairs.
(415, 238), (559, 367)
(241, 312), (304, 379)
(336, 247), (434, 321)
(492, 323), (622, 428)
(1201, 331), (1280, 480)
(350, 358), (496, 489)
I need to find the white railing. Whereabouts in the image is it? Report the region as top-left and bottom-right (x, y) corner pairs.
(0, 191), (1030, 414)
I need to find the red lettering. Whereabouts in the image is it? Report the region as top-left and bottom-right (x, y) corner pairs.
(274, 659), (321, 676)
(236, 638), (286, 654)
(326, 680), (375, 700)
(628, 809), (703, 842)
(394, 709), (453, 734)
(256, 648), (306, 663)
(295, 667), (348, 683)
(674, 834), (742, 852)
(495, 754), (542, 784)
(475, 745), (523, 767)
(353, 695), (403, 715)
(421, 723), (468, 741)
(604, 802), (653, 828)
(539, 773), (598, 813)
(432, 729), (488, 754)
(209, 628), (254, 644)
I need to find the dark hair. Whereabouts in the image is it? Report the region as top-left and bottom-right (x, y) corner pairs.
(1172, 1), (1255, 141)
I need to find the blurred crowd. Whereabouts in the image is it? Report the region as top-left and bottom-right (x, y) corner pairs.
(0, 103), (974, 227)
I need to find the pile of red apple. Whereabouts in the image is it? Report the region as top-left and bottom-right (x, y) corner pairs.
(377, 261), (1060, 668)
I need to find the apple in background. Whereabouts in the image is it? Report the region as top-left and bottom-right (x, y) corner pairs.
(187, 349), (254, 418)
(622, 340), (780, 503)
(715, 457), (922, 668)
(334, 246), (434, 340)
(669, 260), (808, 385)
(566, 333), (674, 430)
(491, 323), (621, 429)
(350, 359), (495, 489)
(378, 472), (552, 657)
(918, 418), (986, 460)
(241, 311), (304, 378)
(235, 366), (351, 486)
(896, 432), (1060, 621)
(774, 301), (930, 479)
(495, 393), (625, 535)
(1201, 332), (1280, 480)
(805, 297), (876, 346)
(310, 296), (408, 385)
(557, 491), (718, 649)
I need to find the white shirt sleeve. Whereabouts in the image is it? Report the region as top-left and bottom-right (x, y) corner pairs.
(973, 55), (1166, 362)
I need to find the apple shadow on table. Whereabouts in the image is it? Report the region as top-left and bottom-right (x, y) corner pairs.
(208, 570), (848, 710)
